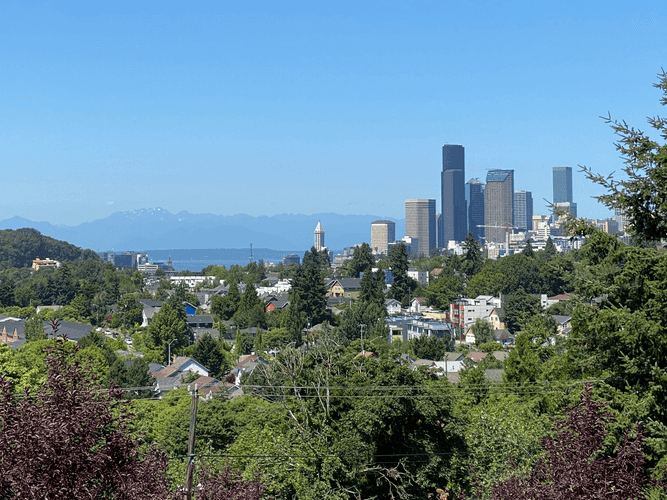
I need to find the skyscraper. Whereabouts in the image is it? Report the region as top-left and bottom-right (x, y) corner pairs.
(441, 144), (466, 244)
(405, 199), (436, 257)
(553, 167), (573, 203)
(484, 170), (514, 245)
(436, 212), (445, 249)
(466, 178), (485, 241)
(370, 220), (395, 256)
(513, 190), (533, 231)
(314, 221), (324, 251)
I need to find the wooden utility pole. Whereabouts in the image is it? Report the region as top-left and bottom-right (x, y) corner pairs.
(185, 384), (199, 500)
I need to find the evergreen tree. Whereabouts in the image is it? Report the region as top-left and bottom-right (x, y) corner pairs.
(211, 280), (241, 321)
(387, 244), (415, 305)
(462, 231), (483, 275)
(289, 247), (327, 326)
(522, 238), (535, 258)
(347, 242), (375, 278)
(23, 316), (46, 342)
(191, 332), (227, 378)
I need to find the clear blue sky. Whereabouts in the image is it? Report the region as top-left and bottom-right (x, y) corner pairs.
(2, 1), (666, 226)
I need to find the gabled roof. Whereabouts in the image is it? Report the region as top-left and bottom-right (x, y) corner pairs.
(411, 359), (436, 368)
(138, 299), (164, 308)
(430, 268), (444, 277)
(551, 315), (571, 325)
(489, 307), (505, 318)
(492, 350), (509, 361)
(466, 351), (488, 363)
(326, 277), (362, 290)
(444, 352), (464, 361)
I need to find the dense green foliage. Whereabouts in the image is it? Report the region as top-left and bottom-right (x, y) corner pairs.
(0, 227), (100, 270)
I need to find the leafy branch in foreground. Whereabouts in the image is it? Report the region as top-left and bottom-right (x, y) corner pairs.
(580, 69), (667, 242)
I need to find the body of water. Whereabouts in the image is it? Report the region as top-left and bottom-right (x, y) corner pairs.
(143, 248), (304, 272)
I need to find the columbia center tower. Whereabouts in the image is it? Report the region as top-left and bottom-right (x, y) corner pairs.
(441, 144), (467, 245)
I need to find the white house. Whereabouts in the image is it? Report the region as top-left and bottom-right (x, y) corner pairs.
(407, 267), (429, 286)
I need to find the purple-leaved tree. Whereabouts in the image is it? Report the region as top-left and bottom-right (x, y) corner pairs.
(0, 342), (271, 500)
(488, 384), (665, 499)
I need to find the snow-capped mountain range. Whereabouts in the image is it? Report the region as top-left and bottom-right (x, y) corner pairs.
(0, 209), (405, 253)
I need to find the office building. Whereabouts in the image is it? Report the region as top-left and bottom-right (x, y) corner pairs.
(314, 221), (325, 251)
(553, 167), (573, 204)
(466, 178), (485, 241)
(441, 144), (467, 243)
(513, 190), (533, 231)
(436, 212), (444, 249)
(484, 170), (514, 245)
(405, 199), (436, 257)
(282, 254), (300, 266)
(370, 220), (395, 256)
(554, 201), (577, 218)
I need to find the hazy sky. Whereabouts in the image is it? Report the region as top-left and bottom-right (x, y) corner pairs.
(2, 1), (666, 226)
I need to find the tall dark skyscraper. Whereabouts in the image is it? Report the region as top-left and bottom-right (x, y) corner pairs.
(513, 190), (533, 231)
(553, 166), (573, 203)
(466, 178), (485, 241)
(485, 169), (514, 244)
(441, 144), (466, 244)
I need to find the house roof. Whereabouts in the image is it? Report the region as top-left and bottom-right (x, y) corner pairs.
(444, 352), (464, 361)
(492, 350), (509, 361)
(466, 351), (488, 363)
(411, 359), (436, 368)
(548, 293), (570, 301)
(326, 277), (362, 290)
(138, 299), (164, 308)
(490, 307), (505, 318)
(551, 315), (571, 325)
(430, 268), (444, 277)
(188, 315), (213, 324)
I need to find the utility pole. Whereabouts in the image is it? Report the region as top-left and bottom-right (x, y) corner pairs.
(360, 323), (366, 355)
(168, 338), (177, 366)
(185, 383), (199, 500)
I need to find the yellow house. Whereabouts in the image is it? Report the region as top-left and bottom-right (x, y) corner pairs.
(487, 308), (506, 330)
(326, 278), (362, 299)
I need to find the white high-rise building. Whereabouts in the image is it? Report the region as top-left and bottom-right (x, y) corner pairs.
(314, 221), (325, 251)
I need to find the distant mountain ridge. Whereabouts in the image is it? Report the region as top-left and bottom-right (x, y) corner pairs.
(0, 209), (406, 253)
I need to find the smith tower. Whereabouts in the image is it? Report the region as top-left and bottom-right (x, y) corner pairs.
(441, 144), (466, 244)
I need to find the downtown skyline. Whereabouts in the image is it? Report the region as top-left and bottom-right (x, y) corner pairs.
(2, 1), (666, 226)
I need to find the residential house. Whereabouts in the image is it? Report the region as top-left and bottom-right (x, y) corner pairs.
(408, 297), (426, 313)
(407, 267), (429, 286)
(466, 351), (488, 364)
(487, 307), (506, 331)
(326, 278), (362, 299)
(433, 352), (465, 375)
(138, 299), (163, 327)
(191, 375), (224, 399)
(542, 293), (570, 309)
(430, 268), (444, 279)
(233, 355), (269, 385)
(265, 296), (289, 313)
(385, 298), (402, 315)
(152, 356), (210, 395)
(551, 315), (572, 335)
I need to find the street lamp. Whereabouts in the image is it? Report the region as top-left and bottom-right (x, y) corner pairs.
(168, 338), (177, 366)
